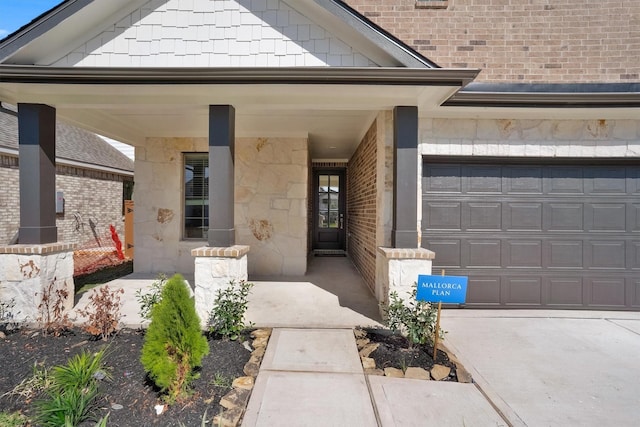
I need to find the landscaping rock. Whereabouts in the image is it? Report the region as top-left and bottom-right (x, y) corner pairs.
(431, 364), (451, 381)
(361, 356), (376, 370)
(232, 376), (254, 390)
(252, 345), (266, 359)
(243, 355), (261, 377)
(252, 336), (269, 348)
(405, 367), (431, 380)
(456, 365), (473, 383)
(220, 388), (251, 410)
(384, 367), (405, 378)
(358, 342), (379, 358)
(356, 338), (370, 349)
(214, 405), (244, 427)
(250, 328), (271, 339)
(353, 329), (366, 339)
(364, 368), (385, 376)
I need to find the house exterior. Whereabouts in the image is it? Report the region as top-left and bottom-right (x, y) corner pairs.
(0, 104), (134, 248)
(0, 0), (638, 314)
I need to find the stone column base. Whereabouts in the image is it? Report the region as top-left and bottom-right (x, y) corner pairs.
(192, 245), (250, 327)
(377, 247), (435, 309)
(0, 243), (76, 324)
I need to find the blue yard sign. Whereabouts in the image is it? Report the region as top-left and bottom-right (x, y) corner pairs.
(417, 275), (468, 304)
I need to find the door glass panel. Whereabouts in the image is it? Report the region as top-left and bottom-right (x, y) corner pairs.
(318, 174), (340, 229)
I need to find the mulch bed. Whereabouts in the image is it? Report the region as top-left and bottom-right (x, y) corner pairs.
(360, 328), (459, 381)
(0, 328), (252, 426)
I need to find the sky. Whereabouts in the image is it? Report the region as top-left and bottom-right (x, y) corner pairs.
(0, 1), (135, 159)
(0, 0), (62, 39)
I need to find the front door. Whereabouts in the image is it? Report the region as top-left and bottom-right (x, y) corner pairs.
(313, 169), (346, 250)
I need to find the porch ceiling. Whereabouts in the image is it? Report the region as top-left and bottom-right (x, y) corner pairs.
(0, 67), (474, 159)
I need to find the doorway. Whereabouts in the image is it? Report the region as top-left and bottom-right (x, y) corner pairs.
(312, 169), (346, 251)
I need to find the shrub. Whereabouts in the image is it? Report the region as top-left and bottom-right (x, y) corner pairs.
(135, 273), (167, 320)
(37, 279), (72, 337)
(35, 348), (108, 427)
(77, 285), (124, 340)
(141, 274), (209, 403)
(383, 282), (445, 347)
(208, 280), (254, 340)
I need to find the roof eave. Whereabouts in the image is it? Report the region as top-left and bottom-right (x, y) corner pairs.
(0, 65), (479, 86)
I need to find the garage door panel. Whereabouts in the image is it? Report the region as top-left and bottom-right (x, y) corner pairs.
(588, 241), (626, 269)
(546, 167), (585, 194)
(506, 240), (543, 267)
(424, 202), (461, 230)
(504, 277), (542, 305)
(504, 166), (543, 193)
(546, 203), (584, 231)
(424, 165), (461, 192)
(467, 240), (501, 267)
(632, 279), (640, 307)
(467, 276), (501, 304)
(465, 166), (501, 193)
(632, 204), (640, 231)
(587, 203), (626, 231)
(425, 240), (461, 267)
(548, 240), (583, 268)
(548, 277), (584, 306)
(467, 202), (502, 230)
(585, 167), (627, 194)
(422, 161), (639, 310)
(505, 202), (543, 230)
(632, 242), (640, 269)
(589, 278), (626, 307)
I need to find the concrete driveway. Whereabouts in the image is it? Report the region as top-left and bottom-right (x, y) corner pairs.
(441, 310), (640, 427)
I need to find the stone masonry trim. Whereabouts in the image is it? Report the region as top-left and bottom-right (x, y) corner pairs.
(190, 245), (250, 258)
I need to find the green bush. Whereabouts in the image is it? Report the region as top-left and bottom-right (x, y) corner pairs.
(141, 274), (209, 403)
(35, 348), (108, 427)
(208, 280), (254, 340)
(135, 273), (167, 320)
(383, 283), (445, 347)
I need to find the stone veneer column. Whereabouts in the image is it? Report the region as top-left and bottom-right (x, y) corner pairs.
(377, 247), (434, 307)
(192, 245), (249, 326)
(0, 243), (75, 323)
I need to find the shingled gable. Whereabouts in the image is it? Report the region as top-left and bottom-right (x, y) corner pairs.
(0, 104), (133, 174)
(0, 0), (436, 68)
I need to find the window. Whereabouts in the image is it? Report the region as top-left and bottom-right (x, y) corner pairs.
(184, 153), (209, 239)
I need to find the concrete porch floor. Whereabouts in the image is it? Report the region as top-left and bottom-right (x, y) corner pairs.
(72, 255), (382, 329)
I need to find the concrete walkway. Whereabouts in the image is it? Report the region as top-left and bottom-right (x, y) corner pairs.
(242, 328), (506, 427)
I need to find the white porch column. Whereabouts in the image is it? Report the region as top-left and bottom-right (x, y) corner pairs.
(192, 245), (249, 326)
(0, 243), (75, 324)
(377, 247), (435, 307)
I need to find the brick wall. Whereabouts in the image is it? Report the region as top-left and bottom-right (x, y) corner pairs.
(347, 122), (377, 292)
(0, 155), (130, 246)
(345, 0), (640, 83)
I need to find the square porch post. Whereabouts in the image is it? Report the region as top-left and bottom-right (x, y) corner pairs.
(18, 103), (57, 244)
(392, 106), (419, 248)
(208, 105), (235, 247)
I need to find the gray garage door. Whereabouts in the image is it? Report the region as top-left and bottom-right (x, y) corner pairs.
(421, 160), (640, 310)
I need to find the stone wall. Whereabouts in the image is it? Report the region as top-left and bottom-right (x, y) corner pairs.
(345, 0), (640, 83)
(135, 136), (308, 276)
(236, 137), (308, 276)
(0, 154), (130, 247)
(420, 118), (640, 158)
(347, 121), (378, 292)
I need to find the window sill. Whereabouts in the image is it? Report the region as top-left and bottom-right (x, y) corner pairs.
(415, 0), (449, 9)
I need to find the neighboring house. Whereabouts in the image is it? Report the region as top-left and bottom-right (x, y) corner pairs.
(0, 104), (134, 248)
(0, 0), (637, 310)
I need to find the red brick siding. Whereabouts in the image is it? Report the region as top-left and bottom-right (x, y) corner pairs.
(0, 154), (131, 246)
(347, 122), (377, 292)
(345, 0), (640, 83)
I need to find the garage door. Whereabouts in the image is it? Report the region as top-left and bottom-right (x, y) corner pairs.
(421, 160), (640, 310)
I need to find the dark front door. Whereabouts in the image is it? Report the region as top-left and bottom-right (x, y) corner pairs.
(313, 170), (346, 250)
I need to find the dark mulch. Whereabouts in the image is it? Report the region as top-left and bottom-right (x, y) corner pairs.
(360, 328), (458, 381)
(73, 261), (134, 294)
(0, 328), (252, 426)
